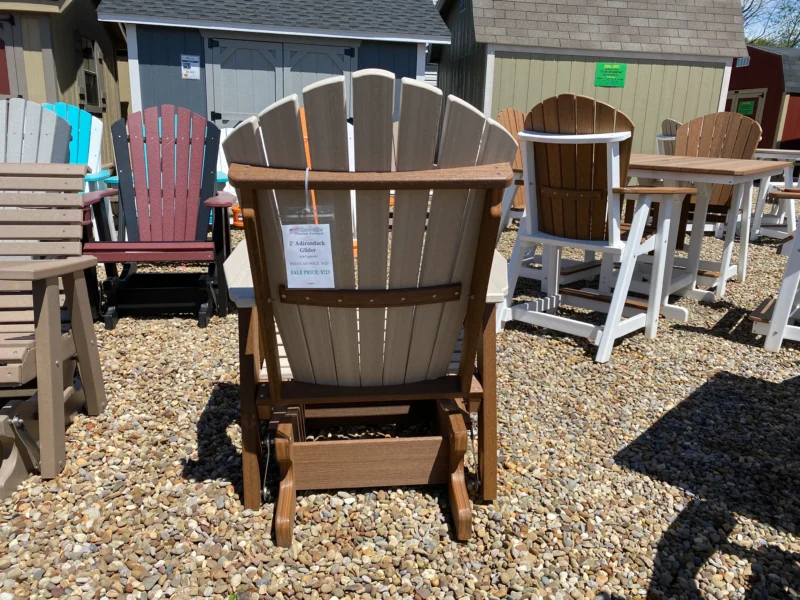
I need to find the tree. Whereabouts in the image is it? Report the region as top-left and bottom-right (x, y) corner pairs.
(744, 0), (800, 47)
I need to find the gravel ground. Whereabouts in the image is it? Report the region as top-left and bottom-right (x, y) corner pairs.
(0, 226), (798, 600)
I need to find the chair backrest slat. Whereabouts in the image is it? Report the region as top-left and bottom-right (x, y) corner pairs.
(44, 103), (103, 174)
(111, 105), (220, 242)
(161, 105), (177, 240)
(144, 106), (163, 241)
(674, 112), (761, 206)
(304, 76), (360, 385)
(225, 72), (516, 387)
(353, 70), (394, 386)
(382, 79), (442, 385)
(524, 94), (634, 241)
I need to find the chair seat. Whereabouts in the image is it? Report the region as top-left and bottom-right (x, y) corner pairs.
(84, 241), (215, 263)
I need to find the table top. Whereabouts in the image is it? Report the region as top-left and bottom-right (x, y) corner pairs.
(224, 241), (510, 308)
(629, 153), (792, 177)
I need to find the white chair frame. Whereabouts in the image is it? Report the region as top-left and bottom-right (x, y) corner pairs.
(752, 230), (800, 350)
(499, 130), (675, 363)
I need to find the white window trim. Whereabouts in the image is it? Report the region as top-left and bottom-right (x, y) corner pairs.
(718, 60), (733, 112)
(126, 23), (142, 113)
(98, 13), (451, 45)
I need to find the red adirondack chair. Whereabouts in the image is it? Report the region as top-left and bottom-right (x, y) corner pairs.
(84, 105), (234, 328)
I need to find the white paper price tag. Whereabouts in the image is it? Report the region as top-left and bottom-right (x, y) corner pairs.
(282, 223), (335, 288)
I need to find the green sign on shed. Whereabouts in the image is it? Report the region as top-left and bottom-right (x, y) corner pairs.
(595, 62), (627, 87)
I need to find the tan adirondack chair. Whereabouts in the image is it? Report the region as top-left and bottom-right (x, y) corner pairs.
(499, 95), (695, 363)
(0, 164), (107, 499)
(673, 112), (762, 283)
(224, 70), (516, 546)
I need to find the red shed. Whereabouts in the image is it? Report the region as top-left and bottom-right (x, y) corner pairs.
(727, 46), (800, 150)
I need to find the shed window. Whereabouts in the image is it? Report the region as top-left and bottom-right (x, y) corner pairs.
(79, 36), (105, 114)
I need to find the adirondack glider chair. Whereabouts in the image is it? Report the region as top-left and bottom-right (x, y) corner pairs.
(43, 103), (116, 242)
(750, 156), (798, 242)
(498, 95), (695, 363)
(670, 113), (761, 284)
(224, 70), (516, 545)
(83, 105), (235, 329)
(0, 164), (107, 498)
(496, 107), (602, 290)
(749, 209), (800, 350)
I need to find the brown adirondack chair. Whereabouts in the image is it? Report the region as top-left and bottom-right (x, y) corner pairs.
(83, 105), (234, 329)
(675, 112), (762, 253)
(495, 108), (525, 216)
(224, 71), (516, 546)
(0, 164), (107, 498)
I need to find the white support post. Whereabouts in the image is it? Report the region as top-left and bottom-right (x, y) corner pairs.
(415, 44), (426, 82)
(126, 24), (143, 113)
(483, 47), (496, 116)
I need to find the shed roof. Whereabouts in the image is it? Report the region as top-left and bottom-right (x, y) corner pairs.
(757, 46), (800, 94)
(98, 0), (451, 44)
(440, 0), (747, 58)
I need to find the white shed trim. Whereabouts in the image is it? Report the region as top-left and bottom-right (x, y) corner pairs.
(99, 14), (452, 45)
(483, 46), (496, 116)
(416, 44), (426, 81)
(487, 43), (732, 66)
(718, 59), (733, 111)
(126, 23), (143, 113)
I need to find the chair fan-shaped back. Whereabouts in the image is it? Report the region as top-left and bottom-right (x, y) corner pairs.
(110, 105), (220, 242)
(659, 118), (681, 155)
(675, 112), (761, 206)
(523, 94), (634, 241)
(0, 98), (70, 164)
(224, 70), (517, 387)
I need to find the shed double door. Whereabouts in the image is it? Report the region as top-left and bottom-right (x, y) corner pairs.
(207, 38), (354, 130)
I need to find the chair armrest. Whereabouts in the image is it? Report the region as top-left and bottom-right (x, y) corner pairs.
(0, 256), (98, 281)
(613, 186), (697, 195)
(83, 188), (119, 207)
(105, 175), (119, 186)
(769, 189), (800, 199)
(205, 191), (236, 208)
(216, 171), (229, 184)
(84, 169), (111, 183)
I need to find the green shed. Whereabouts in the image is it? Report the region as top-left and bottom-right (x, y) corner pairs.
(435, 0), (749, 154)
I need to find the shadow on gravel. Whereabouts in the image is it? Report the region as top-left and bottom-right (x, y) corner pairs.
(615, 372), (800, 599)
(672, 306), (763, 347)
(182, 382), (246, 499)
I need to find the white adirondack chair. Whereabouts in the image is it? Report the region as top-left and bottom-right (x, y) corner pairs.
(656, 118), (681, 155)
(750, 228), (800, 351)
(498, 95), (695, 363)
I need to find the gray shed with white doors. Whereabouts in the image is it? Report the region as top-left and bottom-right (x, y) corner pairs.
(97, 0), (450, 134)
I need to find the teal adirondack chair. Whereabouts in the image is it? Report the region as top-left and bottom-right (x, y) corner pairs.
(43, 103), (116, 241)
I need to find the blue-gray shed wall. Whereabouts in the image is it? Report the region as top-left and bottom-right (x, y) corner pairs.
(358, 41), (417, 79)
(137, 25), (208, 116)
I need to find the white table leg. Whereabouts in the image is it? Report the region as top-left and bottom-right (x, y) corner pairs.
(750, 176), (770, 241)
(738, 181), (753, 282)
(645, 194), (674, 338)
(681, 182), (712, 296)
(716, 183), (745, 299)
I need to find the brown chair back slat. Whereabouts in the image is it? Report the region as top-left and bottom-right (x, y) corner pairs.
(495, 108), (526, 210)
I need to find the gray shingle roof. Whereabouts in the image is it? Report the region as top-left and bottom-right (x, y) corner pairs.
(443, 0), (748, 58)
(758, 46), (800, 94)
(98, 0), (451, 42)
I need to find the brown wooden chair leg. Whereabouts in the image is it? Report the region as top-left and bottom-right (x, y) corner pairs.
(274, 409), (298, 547)
(239, 308), (263, 510)
(33, 278), (66, 479)
(478, 305), (498, 501)
(63, 270), (106, 416)
(437, 399), (472, 541)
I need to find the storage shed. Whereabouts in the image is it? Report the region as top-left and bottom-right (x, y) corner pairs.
(436, 0), (748, 154)
(727, 46), (800, 150)
(97, 0), (450, 135)
(0, 0), (126, 164)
